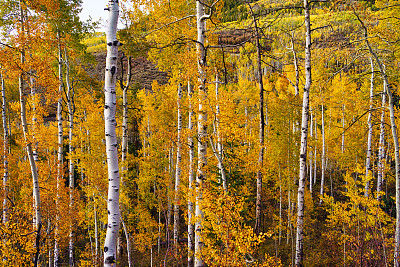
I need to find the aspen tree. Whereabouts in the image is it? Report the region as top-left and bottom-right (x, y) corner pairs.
(377, 76), (386, 200)
(364, 57), (374, 197)
(211, 73), (226, 191)
(173, 83), (182, 249)
(18, 1), (42, 265)
(1, 73), (8, 224)
(188, 80), (195, 267)
(54, 32), (63, 267)
(295, 0), (312, 265)
(246, 0), (265, 236)
(65, 49), (75, 267)
(120, 216), (132, 267)
(289, 32), (300, 97)
(314, 114), (317, 185)
(341, 104), (345, 153)
(103, 0), (121, 265)
(195, 0), (208, 265)
(319, 104), (325, 203)
(121, 55), (132, 181)
(120, 54), (132, 265)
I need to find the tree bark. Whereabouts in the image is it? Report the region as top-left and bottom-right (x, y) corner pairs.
(0, 73), (9, 226)
(65, 49), (75, 267)
(377, 74), (386, 200)
(314, 113), (317, 185)
(364, 57), (374, 197)
(214, 74), (226, 191)
(54, 32), (63, 267)
(103, 1), (121, 266)
(342, 104), (345, 153)
(187, 80), (195, 267)
(1, 73), (8, 224)
(295, 0), (312, 265)
(121, 215), (132, 267)
(319, 104), (325, 203)
(195, 0), (208, 265)
(121, 55), (132, 182)
(173, 83), (182, 249)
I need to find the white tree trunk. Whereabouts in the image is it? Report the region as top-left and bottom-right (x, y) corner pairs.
(65, 49), (75, 267)
(120, 216), (132, 267)
(1, 73), (8, 224)
(195, 0), (207, 265)
(30, 77), (38, 163)
(187, 81), (195, 267)
(319, 104), (325, 202)
(377, 75), (386, 200)
(314, 113), (317, 185)
(291, 32), (300, 97)
(173, 83), (182, 249)
(364, 57), (374, 197)
(94, 204), (99, 260)
(341, 104), (345, 153)
(54, 34), (63, 267)
(121, 56), (132, 182)
(103, 1), (121, 265)
(213, 74), (226, 191)
(167, 149), (173, 247)
(18, 2), (42, 265)
(295, 0), (311, 265)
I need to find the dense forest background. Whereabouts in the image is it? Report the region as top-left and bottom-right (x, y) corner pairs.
(0, 0), (400, 266)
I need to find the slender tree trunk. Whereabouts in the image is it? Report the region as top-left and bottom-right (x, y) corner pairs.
(47, 220), (53, 267)
(19, 2), (42, 265)
(121, 216), (132, 267)
(1, 74), (8, 224)
(377, 76), (386, 200)
(314, 112), (317, 185)
(173, 83), (182, 250)
(290, 32), (300, 97)
(158, 203), (161, 255)
(364, 58), (374, 197)
(187, 81), (195, 267)
(342, 104), (345, 153)
(247, 1), (265, 236)
(30, 77), (38, 163)
(319, 104), (325, 202)
(195, 1), (207, 266)
(295, 0), (312, 265)
(167, 149), (174, 250)
(54, 33), (63, 267)
(214, 74), (226, 191)
(119, 54), (132, 265)
(121, 56), (132, 182)
(94, 203), (99, 262)
(65, 49), (75, 267)
(103, 1), (121, 265)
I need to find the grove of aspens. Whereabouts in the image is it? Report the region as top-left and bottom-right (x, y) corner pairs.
(0, 0), (400, 266)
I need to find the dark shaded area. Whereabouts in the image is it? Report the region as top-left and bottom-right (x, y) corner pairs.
(85, 51), (169, 91)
